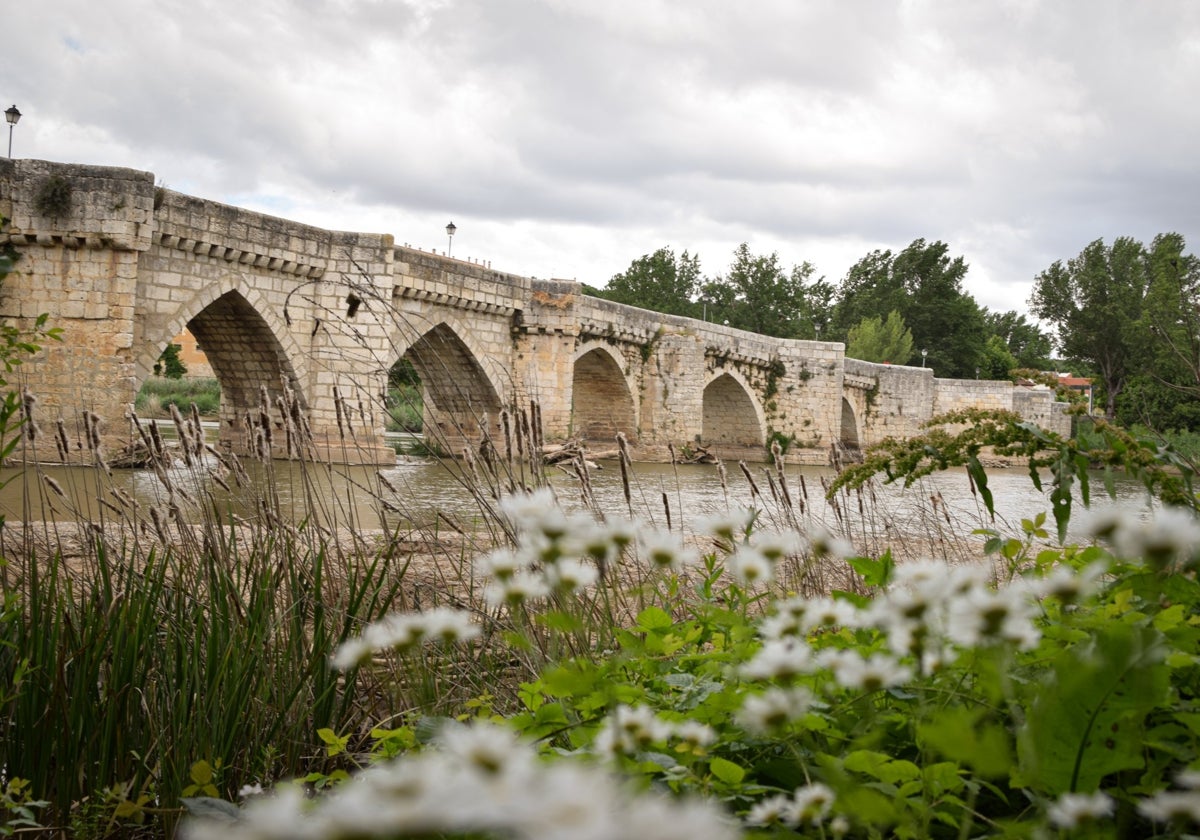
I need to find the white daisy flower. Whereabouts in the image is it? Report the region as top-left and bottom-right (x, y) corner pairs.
(729, 544), (775, 586)
(1047, 791), (1115, 828)
(484, 570), (550, 607)
(736, 686), (817, 733)
(820, 649), (913, 692)
(741, 637), (815, 680)
(1138, 789), (1200, 824)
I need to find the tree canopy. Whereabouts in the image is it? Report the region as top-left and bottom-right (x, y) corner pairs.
(598, 247), (702, 318)
(832, 239), (987, 378)
(1029, 237), (1149, 419)
(698, 244), (822, 339)
(846, 310), (914, 365)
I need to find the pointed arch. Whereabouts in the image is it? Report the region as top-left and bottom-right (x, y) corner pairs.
(572, 341), (638, 443)
(387, 320), (507, 454)
(702, 369), (766, 448)
(135, 276), (312, 455)
(136, 273), (311, 396)
(840, 397), (860, 449)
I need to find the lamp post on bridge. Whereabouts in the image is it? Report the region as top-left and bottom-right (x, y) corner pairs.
(5, 106), (20, 159)
(921, 348), (928, 368)
(446, 221), (456, 258)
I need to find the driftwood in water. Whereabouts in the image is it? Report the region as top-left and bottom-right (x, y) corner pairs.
(541, 440), (618, 465)
(674, 444), (720, 465)
(107, 441), (155, 469)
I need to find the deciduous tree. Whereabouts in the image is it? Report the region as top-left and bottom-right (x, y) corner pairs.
(596, 247), (701, 318)
(833, 240), (987, 378)
(1029, 237), (1148, 419)
(846, 310), (914, 365)
(699, 244), (819, 339)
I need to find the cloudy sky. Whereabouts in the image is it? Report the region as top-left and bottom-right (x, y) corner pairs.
(9, 1), (1199, 317)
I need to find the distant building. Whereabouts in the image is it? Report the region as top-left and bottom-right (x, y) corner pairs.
(170, 329), (214, 379)
(1055, 375), (1094, 414)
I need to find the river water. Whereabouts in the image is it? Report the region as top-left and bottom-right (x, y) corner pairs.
(1, 434), (1156, 554)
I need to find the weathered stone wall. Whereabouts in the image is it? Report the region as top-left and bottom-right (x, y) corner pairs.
(1013, 387), (1072, 437)
(0, 158), (1073, 466)
(843, 359), (938, 448)
(0, 160), (152, 455)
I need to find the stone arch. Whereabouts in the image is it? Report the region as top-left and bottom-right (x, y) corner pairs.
(388, 320), (507, 454)
(840, 397), (860, 449)
(701, 369), (766, 448)
(572, 342), (638, 444)
(137, 276), (310, 391)
(138, 277), (311, 455)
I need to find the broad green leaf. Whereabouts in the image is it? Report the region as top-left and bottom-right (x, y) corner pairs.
(636, 605), (674, 631)
(1017, 623), (1170, 794)
(708, 756), (745, 785)
(189, 760), (214, 786)
(918, 708), (1012, 779)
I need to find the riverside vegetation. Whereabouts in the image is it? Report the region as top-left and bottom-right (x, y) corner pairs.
(2, 267), (1200, 838)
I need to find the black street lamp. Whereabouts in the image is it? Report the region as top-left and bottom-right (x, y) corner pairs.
(5, 105), (20, 159)
(921, 348), (928, 368)
(446, 221), (456, 258)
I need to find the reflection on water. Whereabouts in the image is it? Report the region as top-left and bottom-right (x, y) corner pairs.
(1, 446), (1157, 548)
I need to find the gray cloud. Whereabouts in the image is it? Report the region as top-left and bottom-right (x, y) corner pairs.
(7, 0), (1199, 316)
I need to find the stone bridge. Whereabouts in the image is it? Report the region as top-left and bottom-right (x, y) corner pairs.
(0, 159), (1070, 466)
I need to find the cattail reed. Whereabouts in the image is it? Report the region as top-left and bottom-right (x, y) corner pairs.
(501, 409), (513, 469)
(149, 506), (170, 544)
(771, 441), (794, 512)
(616, 432), (633, 516)
(278, 395), (294, 457)
(170, 403), (194, 467)
(98, 498), (124, 516)
(530, 401), (544, 455)
(189, 402), (206, 456)
(333, 386), (346, 439)
(145, 419), (165, 461)
(43, 474), (65, 498)
(55, 417), (69, 461)
(738, 460), (761, 501)
(21, 388), (37, 442)
(515, 407), (527, 459)
(661, 488), (671, 532)
(764, 470), (780, 505)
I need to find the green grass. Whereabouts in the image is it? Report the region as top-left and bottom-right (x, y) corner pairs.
(135, 376), (221, 417)
(385, 384), (423, 433)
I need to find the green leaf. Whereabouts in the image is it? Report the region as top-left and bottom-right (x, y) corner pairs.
(189, 760), (214, 786)
(636, 606), (674, 632)
(966, 455), (994, 518)
(918, 708), (1011, 779)
(317, 728), (349, 757)
(708, 756), (746, 785)
(1017, 623), (1170, 794)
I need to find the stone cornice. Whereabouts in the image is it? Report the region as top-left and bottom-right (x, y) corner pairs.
(392, 284), (515, 317)
(153, 230), (327, 279)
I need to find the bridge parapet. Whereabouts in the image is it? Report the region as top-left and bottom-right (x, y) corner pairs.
(153, 189), (332, 281)
(392, 246), (527, 316)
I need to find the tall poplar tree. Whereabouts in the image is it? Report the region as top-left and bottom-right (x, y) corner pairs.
(1029, 237), (1149, 419)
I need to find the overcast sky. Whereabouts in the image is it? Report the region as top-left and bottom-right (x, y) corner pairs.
(9, 1), (1199, 318)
